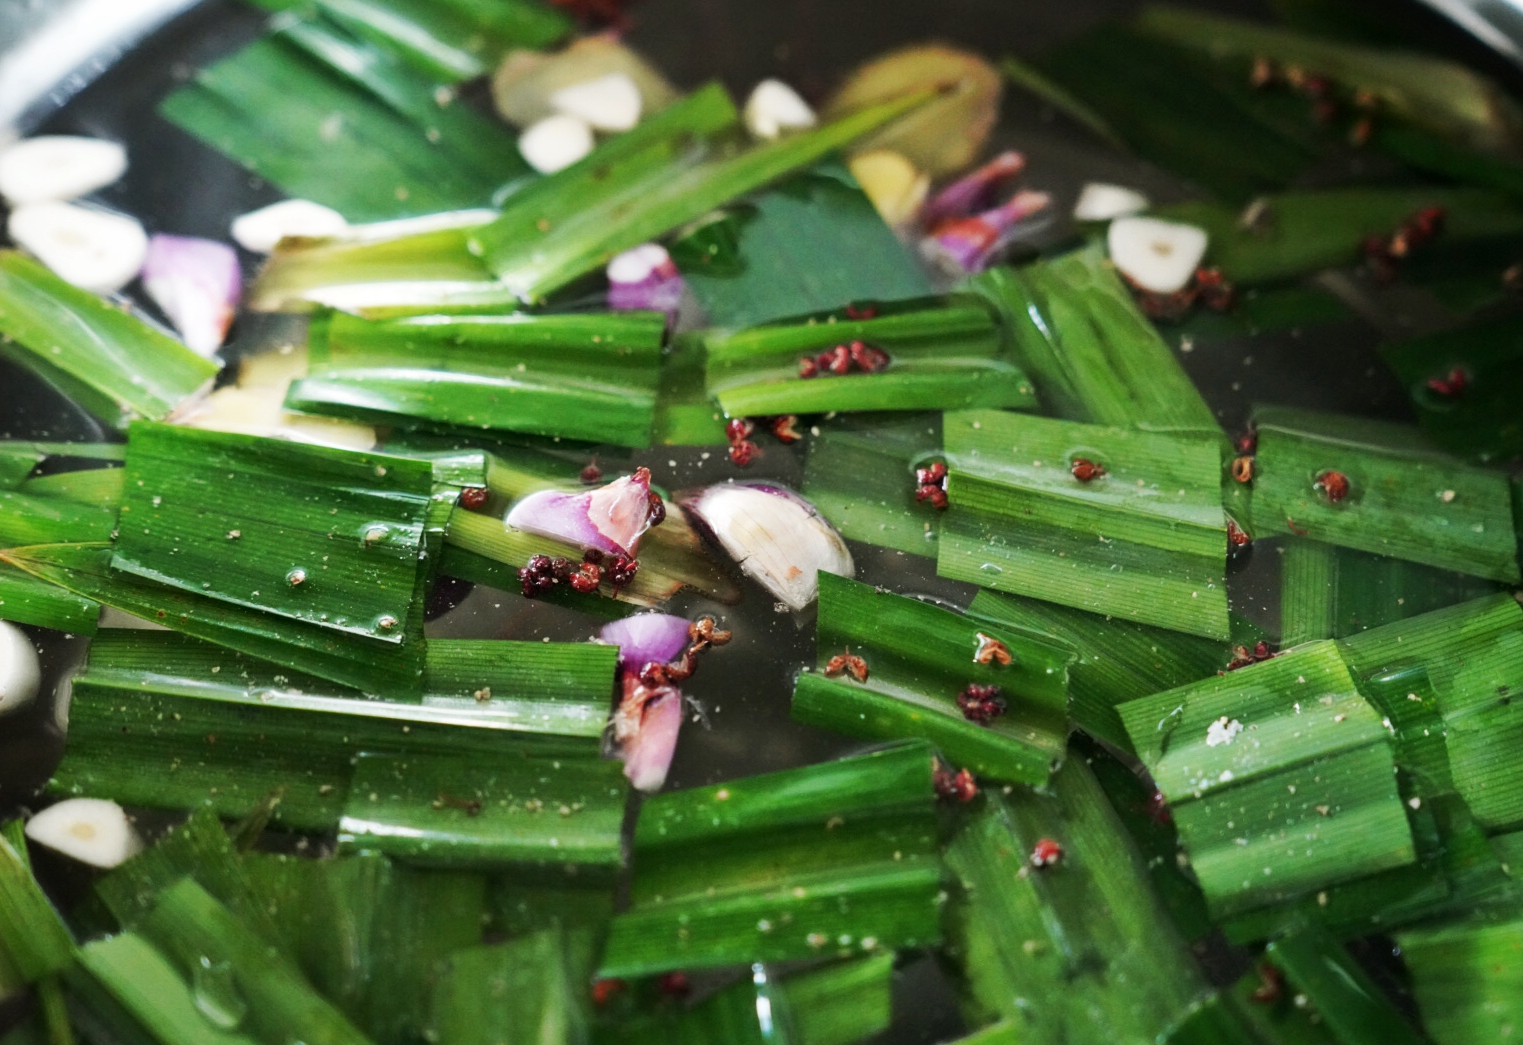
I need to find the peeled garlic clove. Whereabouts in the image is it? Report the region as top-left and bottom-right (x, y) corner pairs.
(550, 72), (643, 131)
(0, 621), (41, 716)
(743, 79), (817, 140)
(921, 150), (1025, 228)
(0, 136), (127, 207)
(7, 201), (147, 293)
(1107, 216), (1209, 294)
(607, 242), (683, 313)
(506, 468), (657, 558)
(492, 38), (679, 130)
(519, 114), (595, 174)
(25, 798), (142, 868)
(848, 150), (930, 227)
(141, 234), (242, 357)
(231, 198), (349, 254)
(681, 482), (853, 611)
(1073, 182), (1150, 223)
(599, 613), (692, 674)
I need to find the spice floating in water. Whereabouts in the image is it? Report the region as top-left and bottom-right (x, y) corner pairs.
(823, 647), (870, 683)
(1315, 470), (1352, 503)
(957, 683), (1006, 724)
(1070, 458), (1106, 483)
(972, 632), (1013, 666)
(1029, 838), (1064, 868)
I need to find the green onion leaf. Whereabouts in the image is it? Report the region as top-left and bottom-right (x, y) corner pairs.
(245, 0), (570, 83)
(939, 409), (1232, 639)
(651, 333), (728, 447)
(942, 758), (1219, 1041)
(1398, 914), (1523, 1045)
(1155, 187), (1523, 286)
(0, 562), (99, 634)
(49, 630), (613, 829)
(431, 930), (588, 1045)
(674, 160), (932, 330)
(0, 252), (217, 428)
(599, 741), (943, 977)
(704, 298), (1035, 417)
(1117, 641), (1416, 919)
(75, 932), (264, 1045)
(161, 20), (527, 222)
(113, 421), (435, 649)
(475, 87), (931, 302)
(337, 750), (629, 870)
(0, 831), (74, 983)
(971, 249), (1220, 433)
(968, 589), (1227, 755)
(793, 572), (1072, 786)
(1263, 930), (1428, 1045)
(801, 412), (943, 558)
(287, 310), (666, 448)
(1248, 407), (1519, 583)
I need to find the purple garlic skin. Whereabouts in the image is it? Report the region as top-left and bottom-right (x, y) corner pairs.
(680, 481), (853, 611)
(613, 673), (683, 793)
(505, 468), (656, 558)
(599, 613), (692, 674)
(142, 234), (242, 356)
(920, 150), (1026, 229)
(921, 189), (1053, 274)
(606, 243), (684, 315)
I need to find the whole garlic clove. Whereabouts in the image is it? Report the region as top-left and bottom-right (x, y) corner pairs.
(24, 798), (143, 868)
(606, 242), (683, 313)
(7, 201), (147, 293)
(743, 79), (817, 140)
(0, 136), (127, 207)
(0, 621), (41, 716)
(1107, 216), (1209, 294)
(1073, 182), (1150, 223)
(519, 114), (596, 174)
(681, 482), (853, 611)
(231, 198), (348, 254)
(549, 72), (643, 132)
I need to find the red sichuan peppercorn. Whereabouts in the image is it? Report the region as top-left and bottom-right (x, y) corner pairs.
(457, 486), (489, 510)
(1315, 470), (1351, 503)
(933, 764), (979, 802)
(957, 683), (1006, 724)
(1030, 838), (1064, 867)
(1070, 458), (1106, 482)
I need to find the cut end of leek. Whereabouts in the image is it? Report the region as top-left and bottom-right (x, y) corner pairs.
(0, 135), (127, 207)
(25, 797), (143, 868)
(1106, 215), (1207, 294)
(0, 619), (41, 716)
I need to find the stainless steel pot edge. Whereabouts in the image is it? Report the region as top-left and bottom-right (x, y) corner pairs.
(0, 0), (205, 141)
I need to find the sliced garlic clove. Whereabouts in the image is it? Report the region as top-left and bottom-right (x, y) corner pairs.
(921, 150), (1026, 228)
(681, 482), (853, 611)
(0, 135), (127, 207)
(599, 613), (692, 674)
(743, 79), (817, 140)
(606, 242), (683, 313)
(1073, 182), (1150, 223)
(230, 198), (349, 254)
(848, 150), (930, 227)
(549, 72), (643, 132)
(25, 798), (143, 868)
(141, 234), (242, 357)
(7, 201), (147, 293)
(1107, 215), (1209, 294)
(620, 686), (683, 793)
(0, 620), (41, 716)
(519, 114), (595, 174)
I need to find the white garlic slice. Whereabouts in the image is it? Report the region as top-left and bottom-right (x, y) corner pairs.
(683, 483), (853, 611)
(743, 79), (817, 140)
(518, 114), (595, 174)
(7, 201), (148, 293)
(231, 198), (349, 254)
(24, 798), (143, 868)
(549, 72), (643, 132)
(0, 136), (127, 207)
(1107, 215), (1209, 294)
(1072, 182), (1150, 223)
(0, 621), (41, 716)
(848, 150), (930, 227)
